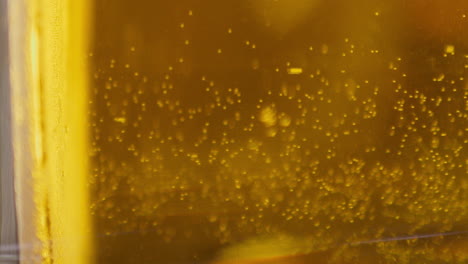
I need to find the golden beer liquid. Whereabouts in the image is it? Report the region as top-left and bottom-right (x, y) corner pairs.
(88, 1), (468, 263)
(10, 0), (468, 263)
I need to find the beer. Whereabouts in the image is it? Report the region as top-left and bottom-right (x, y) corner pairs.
(89, 1), (468, 263)
(4, 0), (468, 263)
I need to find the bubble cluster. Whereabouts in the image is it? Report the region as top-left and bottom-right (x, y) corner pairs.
(89, 1), (468, 263)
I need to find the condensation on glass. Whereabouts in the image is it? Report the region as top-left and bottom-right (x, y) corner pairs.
(5, 0), (92, 263)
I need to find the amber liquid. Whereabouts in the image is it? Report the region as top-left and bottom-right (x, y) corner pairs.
(89, 1), (468, 263)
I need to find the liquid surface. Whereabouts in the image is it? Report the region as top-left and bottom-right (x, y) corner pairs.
(89, 1), (468, 263)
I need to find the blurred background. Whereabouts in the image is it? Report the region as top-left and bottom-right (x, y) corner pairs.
(0, 0), (18, 262)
